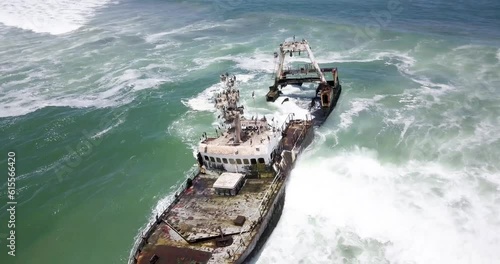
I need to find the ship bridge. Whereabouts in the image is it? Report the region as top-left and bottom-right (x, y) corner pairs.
(199, 116), (281, 173)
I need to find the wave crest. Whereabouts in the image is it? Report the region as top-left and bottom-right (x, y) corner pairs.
(0, 0), (112, 35)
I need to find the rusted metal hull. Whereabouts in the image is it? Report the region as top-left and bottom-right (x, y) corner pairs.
(312, 83), (342, 126)
(129, 119), (316, 264)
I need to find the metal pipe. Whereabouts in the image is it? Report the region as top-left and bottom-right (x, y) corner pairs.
(235, 113), (241, 144)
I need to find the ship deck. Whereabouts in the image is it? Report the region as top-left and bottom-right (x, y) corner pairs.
(136, 172), (279, 264)
(133, 120), (315, 264)
(282, 119), (313, 151)
(166, 173), (272, 242)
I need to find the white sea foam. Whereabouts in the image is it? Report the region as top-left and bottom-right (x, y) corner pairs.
(191, 55), (232, 69)
(272, 96), (311, 121)
(0, 92), (113, 118)
(182, 74), (256, 112)
(257, 148), (500, 264)
(339, 95), (384, 130)
(193, 36), (212, 41)
(145, 22), (223, 43)
(318, 50), (416, 68)
(233, 53), (276, 73)
(91, 117), (125, 139)
(182, 82), (224, 112)
(116, 69), (169, 91)
(0, 0), (112, 35)
(437, 115), (500, 161)
(235, 73), (256, 83)
(0, 65), (169, 118)
(411, 77), (455, 96)
(153, 40), (182, 50)
(191, 52), (276, 74)
(384, 111), (415, 146)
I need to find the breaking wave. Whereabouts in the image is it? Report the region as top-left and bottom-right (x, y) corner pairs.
(257, 147), (500, 264)
(0, 0), (113, 35)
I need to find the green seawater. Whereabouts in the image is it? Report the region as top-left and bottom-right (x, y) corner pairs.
(0, 0), (499, 263)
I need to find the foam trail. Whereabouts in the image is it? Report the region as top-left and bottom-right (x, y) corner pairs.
(182, 74), (256, 112)
(272, 97), (311, 121)
(339, 95), (384, 130)
(0, 0), (112, 35)
(182, 82), (224, 112)
(0, 56), (170, 118)
(234, 53), (276, 73)
(145, 22), (223, 43)
(91, 118), (125, 139)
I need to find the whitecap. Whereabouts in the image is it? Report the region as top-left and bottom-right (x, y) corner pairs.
(339, 95), (384, 130)
(257, 148), (500, 264)
(144, 22), (224, 43)
(0, 0), (113, 35)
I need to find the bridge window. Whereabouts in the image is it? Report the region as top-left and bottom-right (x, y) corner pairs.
(229, 159), (235, 164)
(258, 158), (265, 164)
(216, 157), (221, 163)
(243, 159), (249, 165)
(236, 159), (242, 164)
(250, 159), (257, 165)
(210, 157), (215, 162)
(204, 156), (209, 161)
(222, 158), (228, 164)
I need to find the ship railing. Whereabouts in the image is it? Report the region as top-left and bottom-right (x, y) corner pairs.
(232, 168), (284, 258)
(129, 167), (199, 264)
(291, 115), (312, 153)
(231, 114), (310, 258)
(280, 112), (311, 133)
(257, 169), (283, 215)
(280, 113), (295, 132)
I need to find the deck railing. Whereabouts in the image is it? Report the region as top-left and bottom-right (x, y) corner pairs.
(129, 167), (199, 264)
(231, 166), (284, 259)
(291, 118), (312, 153)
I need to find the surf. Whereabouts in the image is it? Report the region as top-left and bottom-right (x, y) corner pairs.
(0, 0), (112, 35)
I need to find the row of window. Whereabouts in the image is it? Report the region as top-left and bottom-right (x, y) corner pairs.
(204, 155), (265, 165)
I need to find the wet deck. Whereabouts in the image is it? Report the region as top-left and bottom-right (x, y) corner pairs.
(136, 171), (281, 264)
(165, 174), (272, 242)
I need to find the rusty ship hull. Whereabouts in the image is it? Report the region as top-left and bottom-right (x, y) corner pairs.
(129, 118), (315, 264)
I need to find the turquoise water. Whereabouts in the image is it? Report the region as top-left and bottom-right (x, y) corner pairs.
(0, 0), (499, 263)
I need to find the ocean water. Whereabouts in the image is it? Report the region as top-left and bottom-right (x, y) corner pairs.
(0, 0), (499, 263)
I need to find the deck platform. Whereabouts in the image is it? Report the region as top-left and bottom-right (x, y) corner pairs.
(281, 120), (312, 151)
(165, 173), (272, 242)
